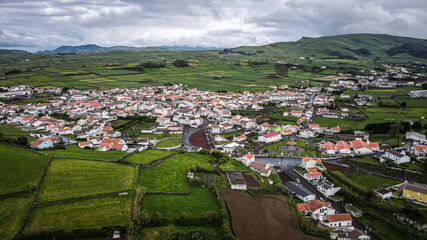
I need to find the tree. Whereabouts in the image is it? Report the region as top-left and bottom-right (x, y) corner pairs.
(168, 231), (186, 240)
(204, 211), (217, 224)
(400, 102), (407, 107)
(18, 136), (28, 145)
(150, 211), (162, 224)
(173, 60), (189, 67)
(388, 122), (403, 138)
(411, 121), (422, 131)
(179, 211), (187, 221)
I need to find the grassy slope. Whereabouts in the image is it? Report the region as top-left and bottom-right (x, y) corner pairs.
(38, 158), (135, 202)
(0, 144), (48, 195)
(25, 195), (132, 234)
(347, 173), (401, 189)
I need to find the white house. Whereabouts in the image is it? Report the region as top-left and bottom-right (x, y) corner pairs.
(299, 128), (315, 138)
(322, 213), (353, 230)
(376, 188), (393, 200)
(223, 142), (241, 154)
(257, 132), (282, 143)
(297, 199), (336, 220)
(411, 145), (427, 159)
(285, 181), (316, 202)
(317, 180), (341, 197)
(382, 149), (411, 164)
(240, 154), (255, 166)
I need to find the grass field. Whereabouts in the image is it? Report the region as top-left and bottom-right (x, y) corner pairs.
(0, 125), (32, 140)
(220, 159), (250, 171)
(25, 195), (132, 234)
(0, 195), (31, 240)
(41, 145), (126, 160)
(141, 187), (220, 222)
(155, 137), (181, 148)
(346, 173), (401, 190)
(0, 144), (48, 195)
(138, 153), (214, 192)
(38, 158), (135, 202)
(141, 225), (224, 240)
(125, 149), (175, 164)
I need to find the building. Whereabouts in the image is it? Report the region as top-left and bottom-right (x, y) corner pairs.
(30, 139), (54, 149)
(301, 157), (323, 170)
(376, 188), (392, 200)
(410, 145), (427, 159)
(317, 180), (341, 197)
(226, 172), (247, 190)
(284, 181), (316, 202)
(402, 183), (427, 203)
(257, 132), (282, 143)
(331, 229), (370, 240)
(322, 213), (353, 230)
(240, 154), (255, 166)
(344, 203), (362, 218)
(406, 132), (427, 144)
(297, 199), (336, 220)
(382, 149), (410, 164)
(249, 161), (272, 177)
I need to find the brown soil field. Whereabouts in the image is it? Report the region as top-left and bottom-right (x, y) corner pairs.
(243, 174), (261, 188)
(224, 190), (320, 240)
(324, 162), (358, 175)
(189, 129), (210, 150)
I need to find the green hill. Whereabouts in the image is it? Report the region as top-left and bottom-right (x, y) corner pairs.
(230, 34), (427, 63)
(0, 49), (30, 55)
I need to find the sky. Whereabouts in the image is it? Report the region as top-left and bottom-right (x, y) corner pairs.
(1, 0), (427, 52)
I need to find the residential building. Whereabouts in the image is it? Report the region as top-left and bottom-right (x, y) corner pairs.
(258, 132), (282, 143)
(297, 199), (336, 220)
(402, 183), (427, 203)
(382, 149), (410, 164)
(284, 181), (316, 202)
(317, 180), (341, 197)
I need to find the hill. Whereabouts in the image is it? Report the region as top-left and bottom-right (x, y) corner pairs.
(229, 34), (427, 62)
(0, 49), (30, 55)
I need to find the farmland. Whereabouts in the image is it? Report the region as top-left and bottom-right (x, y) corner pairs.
(24, 195), (132, 234)
(0, 144), (48, 195)
(155, 137), (181, 148)
(125, 149), (175, 164)
(224, 190), (320, 240)
(37, 158), (135, 202)
(138, 153), (214, 193)
(346, 172), (401, 189)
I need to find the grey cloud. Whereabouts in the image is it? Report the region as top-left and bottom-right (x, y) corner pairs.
(0, 0), (426, 52)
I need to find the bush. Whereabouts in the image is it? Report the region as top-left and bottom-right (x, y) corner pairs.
(173, 60), (189, 67)
(204, 211), (218, 224)
(168, 229), (215, 240)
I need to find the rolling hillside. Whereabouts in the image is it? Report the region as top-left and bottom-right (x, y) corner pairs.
(230, 34), (427, 63)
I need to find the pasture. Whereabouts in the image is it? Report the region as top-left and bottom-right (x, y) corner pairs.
(125, 149), (175, 164)
(37, 158), (135, 202)
(155, 137), (181, 148)
(24, 195), (132, 234)
(141, 187), (221, 222)
(41, 145), (126, 160)
(0, 195), (31, 240)
(138, 153), (214, 193)
(346, 173), (401, 190)
(220, 159), (250, 171)
(0, 144), (48, 195)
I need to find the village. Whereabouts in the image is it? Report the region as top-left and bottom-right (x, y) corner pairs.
(1, 73), (426, 239)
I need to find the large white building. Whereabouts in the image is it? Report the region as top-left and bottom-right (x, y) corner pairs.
(382, 149), (411, 164)
(257, 132), (282, 143)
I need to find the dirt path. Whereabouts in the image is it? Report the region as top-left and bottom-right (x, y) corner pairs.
(224, 190), (320, 240)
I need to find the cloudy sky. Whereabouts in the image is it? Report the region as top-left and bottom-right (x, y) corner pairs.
(1, 0), (426, 52)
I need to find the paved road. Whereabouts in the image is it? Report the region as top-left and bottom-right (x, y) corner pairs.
(182, 117), (210, 150)
(257, 157), (301, 169)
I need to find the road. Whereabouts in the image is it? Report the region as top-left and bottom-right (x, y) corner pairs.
(182, 116), (210, 150)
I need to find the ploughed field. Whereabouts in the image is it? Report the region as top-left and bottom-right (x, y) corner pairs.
(224, 190), (319, 240)
(189, 129), (210, 150)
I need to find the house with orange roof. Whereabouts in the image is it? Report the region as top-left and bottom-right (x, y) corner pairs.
(30, 139), (54, 149)
(319, 141), (336, 155)
(322, 213), (353, 230)
(78, 141), (93, 149)
(98, 138), (128, 152)
(297, 199), (336, 220)
(335, 141), (352, 154)
(410, 145), (427, 159)
(240, 154), (255, 166)
(350, 139), (379, 155)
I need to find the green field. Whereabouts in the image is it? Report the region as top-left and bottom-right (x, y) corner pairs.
(0, 144), (48, 195)
(141, 225), (224, 240)
(138, 153), (214, 193)
(41, 145), (126, 160)
(38, 158), (135, 202)
(25, 195), (132, 234)
(141, 187), (221, 222)
(155, 137), (181, 148)
(125, 149), (175, 164)
(0, 195), (31, 239)
(0, 125), (32, 139)
(219, 159), (250, 171)
(346, 173), (401, 190)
